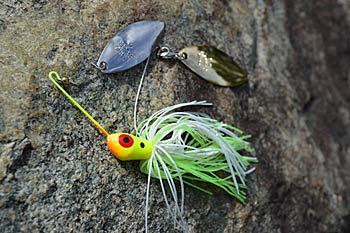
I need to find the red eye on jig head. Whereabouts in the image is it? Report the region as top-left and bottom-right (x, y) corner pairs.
(119, 134), (134, 148)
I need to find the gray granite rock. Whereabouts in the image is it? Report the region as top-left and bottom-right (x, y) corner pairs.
(0, 0), (349, 232)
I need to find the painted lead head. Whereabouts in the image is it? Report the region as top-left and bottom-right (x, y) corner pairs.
(107, 133), (153, 161)
(96, 20), (165, 73)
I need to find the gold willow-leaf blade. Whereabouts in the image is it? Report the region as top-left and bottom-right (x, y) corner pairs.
(179, 46), (247, 87)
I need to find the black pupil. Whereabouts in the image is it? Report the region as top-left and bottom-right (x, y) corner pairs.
(140, 142), (145, 148)
(123, 137), (130, 143)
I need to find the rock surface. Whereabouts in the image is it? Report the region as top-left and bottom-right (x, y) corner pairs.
(0, 0), (349, 232)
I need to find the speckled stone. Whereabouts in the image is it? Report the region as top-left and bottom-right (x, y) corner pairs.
(0, 0), (349, 232)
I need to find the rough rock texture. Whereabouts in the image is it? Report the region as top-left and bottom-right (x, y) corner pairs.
(0, 0), (349, 232)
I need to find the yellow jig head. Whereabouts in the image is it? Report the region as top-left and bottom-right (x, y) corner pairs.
(48, 71), (153, 161)
(107, 133), (153, 161)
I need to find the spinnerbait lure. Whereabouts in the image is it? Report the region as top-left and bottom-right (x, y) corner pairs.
(48, 71), (257, 231)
